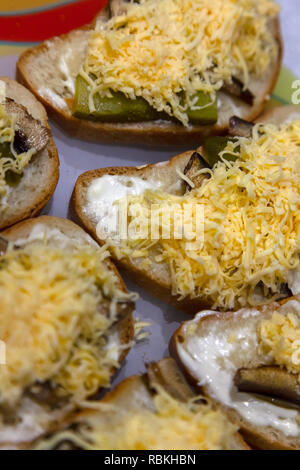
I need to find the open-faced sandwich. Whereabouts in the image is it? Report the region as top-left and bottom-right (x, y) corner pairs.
(72, 105), (300, 313)
(0, 216), (135, 449)
(32, 358), (249, 450)
(171, 295), (300, 450)
(17, 0), (281, 146)
(0, 77), (59, 230)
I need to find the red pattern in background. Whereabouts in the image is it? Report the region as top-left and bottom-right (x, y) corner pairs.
(0, 0), (107, 43)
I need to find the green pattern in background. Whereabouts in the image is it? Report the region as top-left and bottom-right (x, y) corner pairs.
(271, 67), (298, 106)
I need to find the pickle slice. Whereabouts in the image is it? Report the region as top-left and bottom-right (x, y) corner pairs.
(5, 170), (22, 187)
(0, 142), (14, 160)
(202, 136), (239, 167)
(0, 142), (22, 187)
(73, 75), (161, 122)
(73, 75), (218, 125)
(185, 92), (217, 125)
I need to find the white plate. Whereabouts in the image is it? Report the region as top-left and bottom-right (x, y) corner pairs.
(0, 0), (298, 387)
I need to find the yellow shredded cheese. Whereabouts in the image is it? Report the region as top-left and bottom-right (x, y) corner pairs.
(134, 318), (152, 341)
(36, 388), (238, 450)
(110, 120), (300, 310)
(82, 0), (279, 125)
(258, 311), (300, 379)
(0, 84), (35, 201)
(0, 242), (130, 406)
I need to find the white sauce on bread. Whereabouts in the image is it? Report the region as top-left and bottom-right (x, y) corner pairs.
(85, 175), (163, 240)
(177, 301), (300, 437)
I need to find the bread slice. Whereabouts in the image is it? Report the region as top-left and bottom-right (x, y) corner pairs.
(258, 104), (300, 126)
(16, 6), (282, 146)
(72, 105), (300, 314)
(32, 358), (249, 450)
(73, 150), (202, 313)
(0, 216), (134, 449)
(171, 295), (300, 450)
(0, 78), (59, 230)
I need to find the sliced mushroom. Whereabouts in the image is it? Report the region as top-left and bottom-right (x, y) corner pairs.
(14, 129), (30, 154)
(234, 366), (300, 407)
(222, 77), (254, 106)
(183, 152), (209, 191)
(0, 236), (8, 256)
(229, 116), (254, 138)
(5, 98), (49, 154)
(147, 358), (196, 403)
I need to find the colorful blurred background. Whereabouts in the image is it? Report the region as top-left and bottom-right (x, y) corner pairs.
(0, 0), (106, 56)
(0, 0), (298, 106)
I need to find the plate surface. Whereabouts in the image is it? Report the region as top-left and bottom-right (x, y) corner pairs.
(0, 0), (299, 387)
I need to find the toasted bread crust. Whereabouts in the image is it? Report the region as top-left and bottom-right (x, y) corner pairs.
(0, 216), (134, 449)
(258, 104), (300, 125)
(170, 295), (300, 450)
(0, 78), (59, 230)
(31, 358), (250, 450)
(16, 13), (282, 146)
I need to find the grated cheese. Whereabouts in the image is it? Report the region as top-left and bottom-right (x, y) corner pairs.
(134, 318), (152, 341)
(35, 388), (238, 450)
(110, 120), (300, 310)
(82, 0), (279, 125)
(0, 241), (133, 407)
(258, 311), (300, 379)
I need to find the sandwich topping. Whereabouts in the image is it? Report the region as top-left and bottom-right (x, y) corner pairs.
(0, 240), (133, 409)
(78, 0), (279, 126)
(35, 388), (238, 450)
(258, 311), (300, 379)
(108, 119), (300, 309)
(0, 82), (48, 206)
(177, 303), (300, 436)
(0, 96), (33, 199)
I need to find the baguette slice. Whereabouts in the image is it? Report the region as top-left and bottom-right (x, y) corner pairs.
(0, 78), (59, 230)
(72, 105), (300, 314)
(171, 295), (300, 450)
(16, 6), (282, 146)
(0, 216), (134, 449)
(32, 358), (249, 450)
